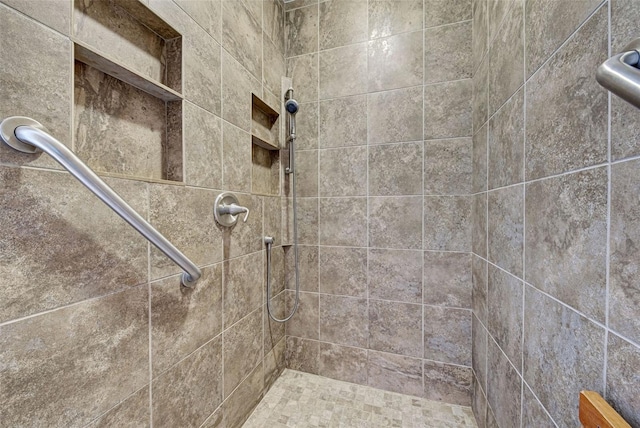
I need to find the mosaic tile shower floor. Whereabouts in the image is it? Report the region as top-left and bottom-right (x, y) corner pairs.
(242, 370), (478, 427)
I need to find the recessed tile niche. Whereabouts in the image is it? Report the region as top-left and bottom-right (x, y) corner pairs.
(251, 94), (280, 195)
(73, 0), (183, 182)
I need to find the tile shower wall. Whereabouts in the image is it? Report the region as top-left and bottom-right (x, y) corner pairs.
(0, 0), (286, 427)
(471, 0), (640, 427)
(283, 0), (475, 405)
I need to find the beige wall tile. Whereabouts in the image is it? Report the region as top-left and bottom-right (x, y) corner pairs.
(369, 249), (423, 303)
(368, 31), (423, 92)
(367, 350), (423, 396)
(319, 294), (368, 347)
(424, 360), (473, 406)
(223, 308), (263, 398)
(222, 0), (262, 80)
(368, 0), (423, 39)
(319, 43), (368, 99)
(319, 0), (367, 50)
(319, 342), (367, 384)
(368, 86), (423, 145)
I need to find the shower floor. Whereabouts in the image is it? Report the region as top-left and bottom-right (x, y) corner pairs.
(242, 369), (478, 428)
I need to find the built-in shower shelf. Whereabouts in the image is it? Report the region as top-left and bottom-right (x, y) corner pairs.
(251, 93), (280, 150)
(74, 41), (183, 102)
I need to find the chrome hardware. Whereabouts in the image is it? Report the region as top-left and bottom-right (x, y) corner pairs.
(214, 192), (249, 227)
(0, 116), (202, 288)
(596, 38), (640, 110)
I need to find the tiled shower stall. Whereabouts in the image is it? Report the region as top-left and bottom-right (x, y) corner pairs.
(0, 0), (639, 427)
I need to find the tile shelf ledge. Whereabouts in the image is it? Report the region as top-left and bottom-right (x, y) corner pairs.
(73, 39), (183, 102)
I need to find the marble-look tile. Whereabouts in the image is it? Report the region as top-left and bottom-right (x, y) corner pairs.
(286, 336), (320, 374)
(319, 294), (368, 347)
(424, 0), (472, 27)
(200, 406), (224, 428)
(295, 150), (318, 197)
(184, 26), (222, 116)
(319, 0), (367, 50)
(488, 88), (524, 189)
(264, 0), (285, 54)
(424, 138), (473, 195)
(473, 55), (489, 134)
(296, 102), (319, 149)
(525, 168), (607, 322)
(472, 314), (487, 393)
(488, 0), (523, 114)
(286, 54), (319, 103)
(424, 306), (472, 366)
(486, 339), (521, 428)
(222, 50), (262, 132)
(487, 265), (522, 371)
(319, 146), (367, 196)
(368, 86), (423, 144)
(288, 197), (319, 245)
(319, 246), (367, 297)
(424, 252), (472, 308)
(424, 21), (472, 84)
(369, 249), (423, 303)
(368, 0), (422, 39)
(319, 43), (368, 99)
(523, 286), (605, 427)
(175, 0), (221, 43)
(368, 31), (423, 92)
(319, 342), (367, 384)
(0, 5), (71, 170)
(152, 337), (223, 428)
(285, 244), (318, 292)
(74, 0), (164, 82)
(369, 142), (423, 196)
(222, 122), (252, 193)
(473, 124), (488, 193)
(369, 299), (422, 357)
(487, 184), (523, 277)
(223, 362), (264, 428)
(149, 184), (222, 279)
(87, 387), (149, 428)
(424, 196), (472, 251)
(223, 252), (263, 327)
(223, 309), (263, 398)
(473, 375), (488, 428)
(611, 0), (640, 161)
(319, 95), (367, 148)
(472, 255), (488, 324)
(606, 334), (640, 428)
(486, 407), (499, 428)
(424, 361), (473, 406)
(151, 264), (222, 376)
(184, 101), (222, 188)
(264, 196), (282, 246)
(369, 196), (423, 250)
(472, 0), (488, 71)
(367, 350), (424, 397)
(525, 6), (607, 180)
(521, 385), (555, 428)
(263, 36), (286, 96)
(264, 336), (286, 389)
(286, 4), (318, 57)
(0, 286), (148, 427)
(525, 0), (603, 77)
(0, 168), (148, 323)
(1, 0), (70, 34)
(286, 291), (319, 339)
(222, 0), (262, 80)
(265, 297), (286, 353)
(75, 63), (169, 180)
(472, 192), (488, 259)
(319, 197), (367, 246)
(609, 159), (640, 344)
(424, 79), (473, 139)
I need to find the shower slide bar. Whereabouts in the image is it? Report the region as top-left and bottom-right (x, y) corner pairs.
(0, 116), (201, 288)
(596, 38), (640, 110)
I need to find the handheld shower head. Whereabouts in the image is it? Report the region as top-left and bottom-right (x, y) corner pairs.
(285, 98), (299, 114)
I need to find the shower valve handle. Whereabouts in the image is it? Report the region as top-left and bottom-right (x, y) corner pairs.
(218, 203), (249, 222)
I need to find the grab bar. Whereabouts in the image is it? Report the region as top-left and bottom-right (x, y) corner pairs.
(0, 116), (201, 288)
(596, 38), (640, 110)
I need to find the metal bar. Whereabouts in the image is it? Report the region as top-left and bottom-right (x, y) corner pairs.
(596, 38), (640, 110)
(0, 116), (201, 287)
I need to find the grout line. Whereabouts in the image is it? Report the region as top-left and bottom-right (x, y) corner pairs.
(146, 182), (154, 428)
(520, 8), (527, 425)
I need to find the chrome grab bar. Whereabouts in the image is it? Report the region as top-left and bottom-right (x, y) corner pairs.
(596, 38), (640, 110)
(0, 116), (201, 288)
